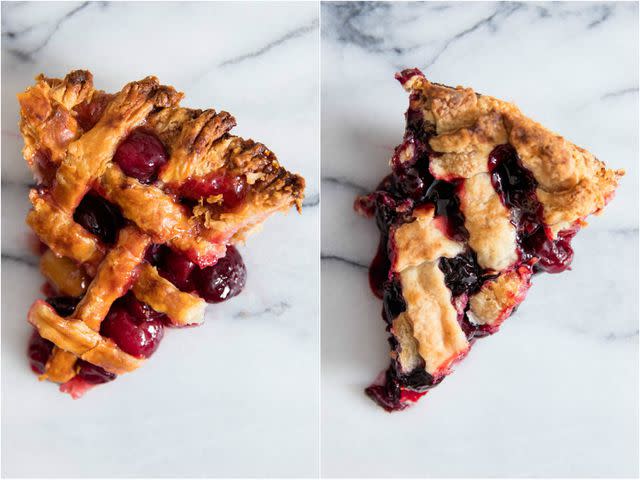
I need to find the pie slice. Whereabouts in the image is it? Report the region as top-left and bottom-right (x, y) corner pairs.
(355, 68), (623, 412)
(19, 70), (305, 398)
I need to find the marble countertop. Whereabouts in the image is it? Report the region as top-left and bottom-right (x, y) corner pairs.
(321, 2), (638, 477)
(1, 2), (319, 478)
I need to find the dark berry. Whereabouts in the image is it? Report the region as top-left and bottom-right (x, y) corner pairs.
(423, 180), (468, 242)
(46, 296), (81, 317)
(75, 359), (117, 384)
(382, 277), (406, 323)
(144, 244), (163, 265)
(27, 329), (54, 374)
(488, 144), (576, 274)
(73, 93), (113, 131)
(119, 293), (167, 324)
(158, 249), (196, 292)
(194, 245), (246, 303)
(73, 193), (124, 244)
(100, 307), (164, 358)
(113, 129), (168, 183)
(439, 252), (483, 297)
(369, 237), (391, 299)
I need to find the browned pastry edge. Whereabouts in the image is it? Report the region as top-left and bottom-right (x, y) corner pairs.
(402, 73), (624, 235)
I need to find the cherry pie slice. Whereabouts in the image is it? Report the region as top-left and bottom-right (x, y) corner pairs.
(355, 68), (623, 412)
(19, 70), (304, 398)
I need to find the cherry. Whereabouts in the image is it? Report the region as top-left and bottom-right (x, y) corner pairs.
(73, 93), (113, 131)
(113, 129), (168, 183)
(73, 193), (123, 244)
(489, 144), (576, 274)
(46, 296), (80, 317)
(157, 248), (196, 292)
(179, 173), (247, 209)
(100, 307), (164, 359)
(194, 245), (246, 303)
(75, 359), (116, 384)
(144, 243), (163, 265)
(27, 330), (54, 374)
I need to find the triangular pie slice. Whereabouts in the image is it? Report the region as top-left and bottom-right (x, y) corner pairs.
(355, 68), (623, 412)
(19, 70), (305, 398)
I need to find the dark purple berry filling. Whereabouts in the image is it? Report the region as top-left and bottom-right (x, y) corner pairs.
(46, 295), (81, 317)
(488, 144), (576, 273)
(438, 252), (484, 297)
(73, 193), (124, 244)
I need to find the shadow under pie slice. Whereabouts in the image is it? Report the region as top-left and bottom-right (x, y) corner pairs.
(18, 70), (305, 398)
(355, 68), (624, 412)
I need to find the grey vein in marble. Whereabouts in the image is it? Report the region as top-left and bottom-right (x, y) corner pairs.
(320, 254), (367, 270)
(219, 18), (318, 68)
(321, 176), (368, 195)
(2, 1), (91, 62)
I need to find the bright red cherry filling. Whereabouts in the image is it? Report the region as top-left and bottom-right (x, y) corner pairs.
(100, 305), (164, 359)
(194, 245), (246, 303)
(179, 173), (247, 209)
(113, 129), (168, 183)
(73, 193), (124, 244)
(27, 330), (54, 374)
(75, 359), (116, 384)
(489, 144), (575, 273)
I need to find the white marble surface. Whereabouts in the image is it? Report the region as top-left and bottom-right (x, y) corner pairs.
(321, 2), (638, 477)
(1, 2), (319, 478)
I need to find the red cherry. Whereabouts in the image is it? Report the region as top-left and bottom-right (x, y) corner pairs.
(113, 130), (168, 183)
(194, 245), (246, 303)
(157, 248), (197, 292)
(100, 307), (164, 358)
(27, 329), (54, 375)
(180, 173), (247, 209)
(75, 360), (117, 384)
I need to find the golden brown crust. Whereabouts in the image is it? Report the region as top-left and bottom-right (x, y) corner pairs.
(19, 70), (305, 386)
(392, 205), (464, 272)
(459, 173), (517, 271)
(398, 261), (469, 375)
(377, 70), (623, 386)
(469, 268), (531, 326)
(402, 73), (623, 235)
(40, 250), (89, 297)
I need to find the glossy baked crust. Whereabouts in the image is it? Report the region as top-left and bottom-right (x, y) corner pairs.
(358, 68), (623, 411)
(405, 73), (623, 236)
(19, 70), (305, 389)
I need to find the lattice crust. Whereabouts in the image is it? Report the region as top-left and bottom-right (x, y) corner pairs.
(401, 72), (624, 236)
(376, 71), (623, 388)
(19, 70), (305, 385)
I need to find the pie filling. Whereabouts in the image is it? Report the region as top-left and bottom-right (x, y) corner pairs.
(27, 127), (247, 396)
(357, 70), (586, 412)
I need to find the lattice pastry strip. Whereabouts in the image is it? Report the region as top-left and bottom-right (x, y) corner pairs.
(19, 70), (305, 396)
(358, 68), (623, 411)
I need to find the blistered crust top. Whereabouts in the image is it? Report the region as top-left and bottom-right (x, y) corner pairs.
(399, 261), (469, 375)
(469, 268), (532, 326)
(392, 205), (464, 272)
(459, 174), (518, 271)
(402, 73), (623, 234)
